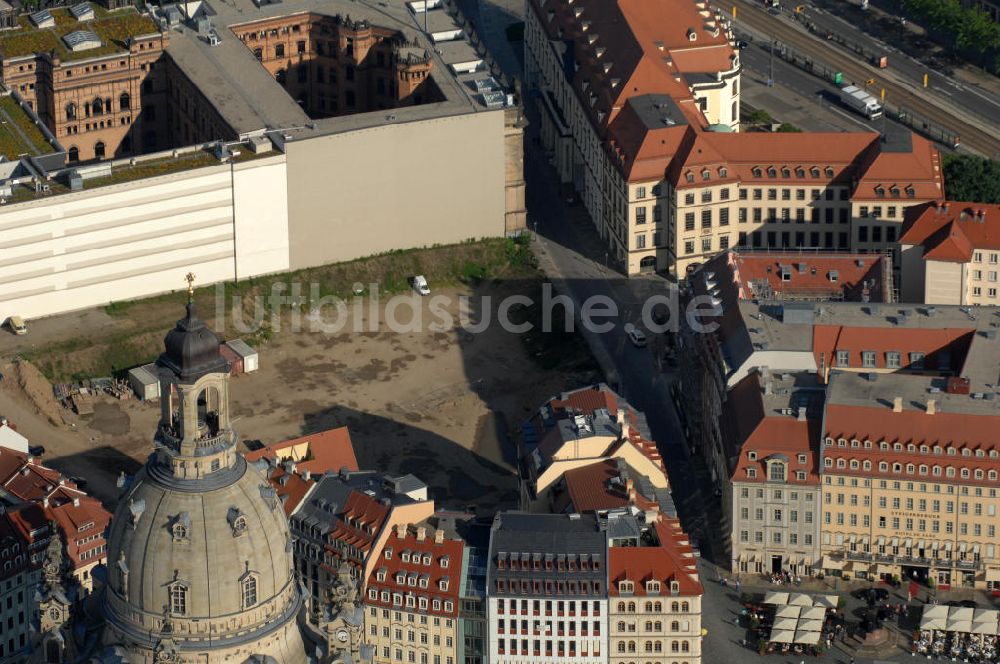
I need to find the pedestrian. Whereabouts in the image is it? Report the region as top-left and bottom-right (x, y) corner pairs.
(733, 615), (740, 626)
(735, 580), (741, 593)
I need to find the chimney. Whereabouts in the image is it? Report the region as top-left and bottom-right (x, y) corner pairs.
(892, 397), (903, 413)
(616, 408), (625, 426)
(416, 527), (427, 542)
(434, 529), (445, 544)
(396, 523), (407, 538)
(797, 407), (807, 421)
(42, 497), (49, 508)
(926, 399), (936, 415)
(73, 497), (80, 507)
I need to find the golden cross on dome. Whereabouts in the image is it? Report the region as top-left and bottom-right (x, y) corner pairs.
(185, 272), (196, 300)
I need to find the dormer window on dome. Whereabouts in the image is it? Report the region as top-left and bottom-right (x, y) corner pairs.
(171, 512), (191, 541)
(228, 507), (248, 537)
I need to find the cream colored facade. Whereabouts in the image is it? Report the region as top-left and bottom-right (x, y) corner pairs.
(731, 476), (821, 577)
(819, 463), (1000, 590)
(899, 246), (1000, 305)
(364, 606), (458, 664)
(283, 108), (523, 271)
(524, 0), (740, 277)
(609, 591), (702, 664)
(0, 149), (289, 322)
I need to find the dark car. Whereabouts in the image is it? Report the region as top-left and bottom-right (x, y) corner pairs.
(735, 39), (749, 49)
(28, 445), (45, 457)
(853, 587), (889, 604)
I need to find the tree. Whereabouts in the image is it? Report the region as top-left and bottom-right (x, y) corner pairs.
(942, 154), (1000, 203)
(775, 122), (803, 132)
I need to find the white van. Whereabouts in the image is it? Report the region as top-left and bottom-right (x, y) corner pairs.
(6, 316), (27, 335)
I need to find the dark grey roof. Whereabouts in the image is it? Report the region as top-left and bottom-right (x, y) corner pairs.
(292, 470), (422, 538)
(629, 94), (689, 131)
(487, 512), (607, 597)
(157, 300), (229, 382)
(385, 474), (426, 495)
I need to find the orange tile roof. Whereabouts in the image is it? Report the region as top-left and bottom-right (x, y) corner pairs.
(899, 201), (1000, 262)
(560, 459), (658, 513)
(852, 135), (943, 201)
(325, 490), (390, 572)
(722, 373), (820, 484)
(365, 526), (464, 618)
(244, 426), (359, 476)
(608, 519), (703, 597)
(259, 462), (315, 516)
(812, 326), (974, 371)
(824, 403), (1000, 450)
(723, 251), (889, 302)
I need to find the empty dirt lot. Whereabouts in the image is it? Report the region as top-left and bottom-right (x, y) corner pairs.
(0, 278), (598, 510)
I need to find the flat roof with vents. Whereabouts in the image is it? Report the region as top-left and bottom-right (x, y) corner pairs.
(63, 30), (102, 52)
(70, 3), (95, 20)
(30, 9), (54, 27)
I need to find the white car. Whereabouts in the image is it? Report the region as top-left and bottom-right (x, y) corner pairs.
(6, 316), (26, 335)
(410, 275), (430, 296)
(624, 323), (647, 348)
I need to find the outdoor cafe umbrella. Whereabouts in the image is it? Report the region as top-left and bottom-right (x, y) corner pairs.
(769, 629), (796, 644)
(813, 594), (838, 609)
(945, 617), (974, 633)
(923, 605), (949, 621)
(921, 617), (947, 631)
(800, 606), (827, 621)
(788, 593), (814, 607)
(797, 619), (824, 633)
(776, 605), (801, 619)
(950, 607), (975, 622)
(772, 617), (798, 631)
(763, 591), (790, 605)
(793, 629), (822, 645)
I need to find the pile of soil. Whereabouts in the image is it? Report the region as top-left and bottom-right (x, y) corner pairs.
(12, 360), (63, 426)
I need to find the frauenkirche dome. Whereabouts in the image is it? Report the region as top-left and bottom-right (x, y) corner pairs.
(102, 290), (307, 664)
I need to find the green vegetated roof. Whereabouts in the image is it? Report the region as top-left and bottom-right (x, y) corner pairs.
(0, 94), (52, 159)
(0, 4), (159, 62)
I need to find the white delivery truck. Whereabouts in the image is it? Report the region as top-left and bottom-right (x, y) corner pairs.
(839, 85), (883, 119)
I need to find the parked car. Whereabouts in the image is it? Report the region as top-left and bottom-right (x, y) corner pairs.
(624, 323), (647, 348)
(852, 587), (890, 604)
(6, 316), (27, 335)
(28, 445), (45, 457)
(735, 39), (749, 49)
(409, 275), (431, 296)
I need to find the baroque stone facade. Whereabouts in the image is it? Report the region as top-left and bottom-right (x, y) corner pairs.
(102, 291), (308, 664)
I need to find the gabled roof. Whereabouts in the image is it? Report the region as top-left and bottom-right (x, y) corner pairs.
(244, 426), (359, 476)
(899, 201), (1000, 262)
(609, 519), (703, 597)
(366, 525), (464, 618)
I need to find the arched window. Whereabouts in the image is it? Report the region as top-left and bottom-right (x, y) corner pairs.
(627, 602), (636, 612)
(119, 93), (130, 110)
(681, 602), (689, 612)
(617, 643), (626, 653)
(671, 621), (680, 631)
(644, 621), (652, 631)
(617, 602), (626, 612)
(671, 642), (680, 653)
(92, 97), (103, 116)
(169, 583), (188, 615)
(681, 642), (690, 652)
(654, 621), (662, 631)
(172, 524), (187, 540)
(654, 642), (662, 653)
(104, 98), (111, 113)
(627, 641), (636, 653)
(68, 146), (79, 162)
(94, 141), (105, 159)
(671, 602), (679, 612)
(242, 575), (258, 608)
(653, 602), (661, 612)
(644, 643), (652, 653)
(276, 43), (285, 57)
(66, 102), (77, 120)
(617, 621), (626, 631)
(644, 602), (653, 612)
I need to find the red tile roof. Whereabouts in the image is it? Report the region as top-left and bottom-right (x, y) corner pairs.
(244, 426), (359, 476)
(366, 525), (464, 618)
(720, 251), (889, 302)
(899, 201), (1000, 263)
(560, 459), (658, 513)
(608, 519), (703, 597)
(722, 373), (820, 485)
(812, 326), (974, 372)
(325, 491), (390, 573)
(259, 462), (315, 516)
(0, 448), (110, 572)
(824, 403), (1000, 458)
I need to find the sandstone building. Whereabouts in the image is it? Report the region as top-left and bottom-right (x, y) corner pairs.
(102, 294), (308, 663)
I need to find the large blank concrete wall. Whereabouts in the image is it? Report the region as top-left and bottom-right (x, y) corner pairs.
(924, 260), (964, 305)
(0, 155), (290, 321)
(284, 110), (507, 270)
